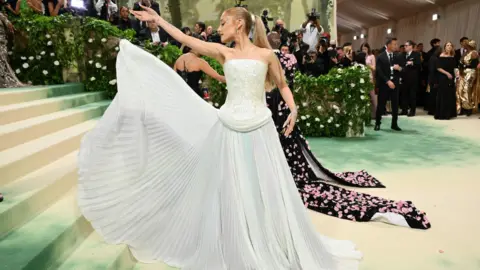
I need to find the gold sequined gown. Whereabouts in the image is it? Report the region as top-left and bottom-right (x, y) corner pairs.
(0, 12), (24, 88)
(456, 50), (479, 114)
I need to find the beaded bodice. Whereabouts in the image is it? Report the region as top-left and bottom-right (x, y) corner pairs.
(218, 59), (272, 132)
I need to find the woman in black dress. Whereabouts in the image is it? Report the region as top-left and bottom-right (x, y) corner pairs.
(267, 51), (431, 230)
(435, 42), (457, 120)
(174, 34), (225, 98)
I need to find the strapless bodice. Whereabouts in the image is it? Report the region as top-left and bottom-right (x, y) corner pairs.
(218, 59), (272, 132)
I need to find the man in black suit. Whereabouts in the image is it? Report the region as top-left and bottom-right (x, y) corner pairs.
(455, 37), (469, 67)
(400, 40), (422, 116)
(139, 21), (170, 45)
(375, 38), (403, 131)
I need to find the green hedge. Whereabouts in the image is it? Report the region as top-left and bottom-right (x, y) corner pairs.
(9, 13), (372, 137)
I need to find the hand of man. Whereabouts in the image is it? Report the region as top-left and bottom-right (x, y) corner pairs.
(393, 64), (401, 71)
(387, 80), (395, 89)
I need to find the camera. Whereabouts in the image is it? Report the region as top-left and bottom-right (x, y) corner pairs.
(306, 8), (321, 21)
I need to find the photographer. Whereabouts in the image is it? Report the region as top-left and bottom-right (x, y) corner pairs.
(272, 19), (289, 45)
(290, 30), (309, 72)
(95, 0), (117, 21)
(301, 8), (324, 51)
(303, 49), (325, 77)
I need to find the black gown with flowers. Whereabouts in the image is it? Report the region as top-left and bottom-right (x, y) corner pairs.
(268, 51), (431, 230)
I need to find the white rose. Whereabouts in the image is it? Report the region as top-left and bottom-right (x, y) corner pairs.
(332, 104), (339, 110)
(36, 56), (41, 60)
(88, 60), (93, 64)
(90, 77), (96, 81)
(22, 63), (29, 69)
(15, 69), (21, 74)
(101, 38), (107, 43)
(47, 41), (53, 46)
(300, 116), (306, 120)
(115, 47), (119, 51)
(336, 75), (341, 78)
(348, 121), (353, 126)
(8, 51), (12, 55)
(302, 102), (308, 107)
(29, 56), (34, 60)
(50, 52), (55, 56)
(40, 51), (46, 55)
(45, 34), (51, 39)
(96, 54), (102, 58)
(21, 56), (26, 60)
(327, 118), (333, 123)
(348, 95), (352, 98)
(315, 117), (320, 122)
(109, 79), (117, 85)
(317, 105), (322, 110)
(360, 78), (365, 84)
(208, 101), (213, 105)
(95, 63), (102, 68)
(306, 114), (310, 119)
(214, 103), (219, 107)
(334, 88), (340, 92)
(335, 124), (340, 128)
(360, 95), (365, 100)
(102, 66), (107, 70)
(337, 68), (343, 73)
(320, 124), (324, 128)
(43, 70), (49, 75)
(54, 61), (60, 66)
(88, 38), (93, 43)
(360, 89), (365, 93)
(350, 83), (355, 88)
(306, 123), (311, 127)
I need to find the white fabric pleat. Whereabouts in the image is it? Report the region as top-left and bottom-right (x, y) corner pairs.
(78, 40), (362, 270)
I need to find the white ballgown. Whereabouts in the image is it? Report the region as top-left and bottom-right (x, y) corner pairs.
(77, 40), (362, 269)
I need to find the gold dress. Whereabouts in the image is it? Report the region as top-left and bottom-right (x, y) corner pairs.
(0, 12), (24, 88)
(456, 49), (479, 114)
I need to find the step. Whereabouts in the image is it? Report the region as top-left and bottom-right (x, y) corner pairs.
(0, 83), (84, 106)
(0, 189), (93, 270)
(0, 91), (104, 125)
(0, 151), (78, 238)
(0, 119), (98, 186)
(58, 232), (135, 270)
(0, 101), (110, 151)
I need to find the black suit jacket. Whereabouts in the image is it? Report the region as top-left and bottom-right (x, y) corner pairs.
(401, 51), (421, 80)
(376, 51), (402, 87)
(139, 28), (170, 43)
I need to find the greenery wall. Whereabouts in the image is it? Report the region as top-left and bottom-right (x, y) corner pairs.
(9, 13), (370, 137)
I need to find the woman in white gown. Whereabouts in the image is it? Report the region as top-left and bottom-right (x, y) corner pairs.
(77, 6), (362, 269)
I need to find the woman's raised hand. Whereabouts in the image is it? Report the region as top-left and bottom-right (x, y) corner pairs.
(130, 5), (160, 22)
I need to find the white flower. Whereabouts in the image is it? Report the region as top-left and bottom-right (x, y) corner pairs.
(54, 61), (60, 66)
(302, 102), (308, 107)
(335, 109), (340, 114)
(8, 51), (12, 55)
(90, 77), (96, 81)
(115, 47), (119, 51)
(320, 124), (324, 128)
(47, 41), (53, 46)
(21, 56), (27, 60)
(88, 60), (93, 64)
(45, 34), (51, 39)
(101, 38), (107, 43)
(336, 75), (341, 78)
(306, 114), (310, 119)
(42, 70), (48, 75)
(332, 104), (339, 110)
(102, 66), (107, 70)
(26, 28), (30, 32)
(214, 103), (219, 107)
(40, 51), (46, 55)
(208, 101), (213, 105)
(327, 118), (333, 123)
(95, 63), (102, 68)
(360, 89), (365, 93)
(348, 121), (353, 126)
(109, 79), (117, 85)
(96, 54), (102, 58)
(335, 124), (340, 128)
(334, 88), (340, 92)
(337, 68), (343, 73)
(360, 95), (365, 100)
(88, 38), (93, 43)
(316, 105), (322, 110)
(50, 52), (55, 56)
(348, 95), (352, 98)
(315, 117), (320, 122)
(28, 56), (34, 60)
(36, 56), (41, 60)
(306, 123), (311, 127)
(350, 83), (355, 88)
(300, 116), (306, 120)
(360, 78), (365, 84)
(15, 69), (21, 74)
(22, 63), (29, 69)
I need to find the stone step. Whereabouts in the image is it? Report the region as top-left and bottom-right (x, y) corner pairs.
(0, 91), (105, 125)
(0, 151), (78, 238)
(58, 232), (135, 270)
(0, 189), (93, 270)
(0, 119), (97, 186)
(0, 83), (84, 106)
(0, 101), (110, 151)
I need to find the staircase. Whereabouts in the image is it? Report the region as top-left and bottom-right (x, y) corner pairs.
(0, 84), (174, 270)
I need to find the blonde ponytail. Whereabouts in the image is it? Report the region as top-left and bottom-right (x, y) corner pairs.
(252, 15), (276, 88)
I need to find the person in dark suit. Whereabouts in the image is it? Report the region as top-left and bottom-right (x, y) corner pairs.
(454, 37), (469, 67)
(375, 38), (403, 131)
(139, 21), (170, 45)
(133, 0), (160, 34)
(400, 40), (422, 116)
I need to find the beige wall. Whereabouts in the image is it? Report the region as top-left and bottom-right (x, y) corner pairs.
(339, 0), (480, 51)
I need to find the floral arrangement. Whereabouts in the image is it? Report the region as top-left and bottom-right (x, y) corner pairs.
(9, 13), (371, 137)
